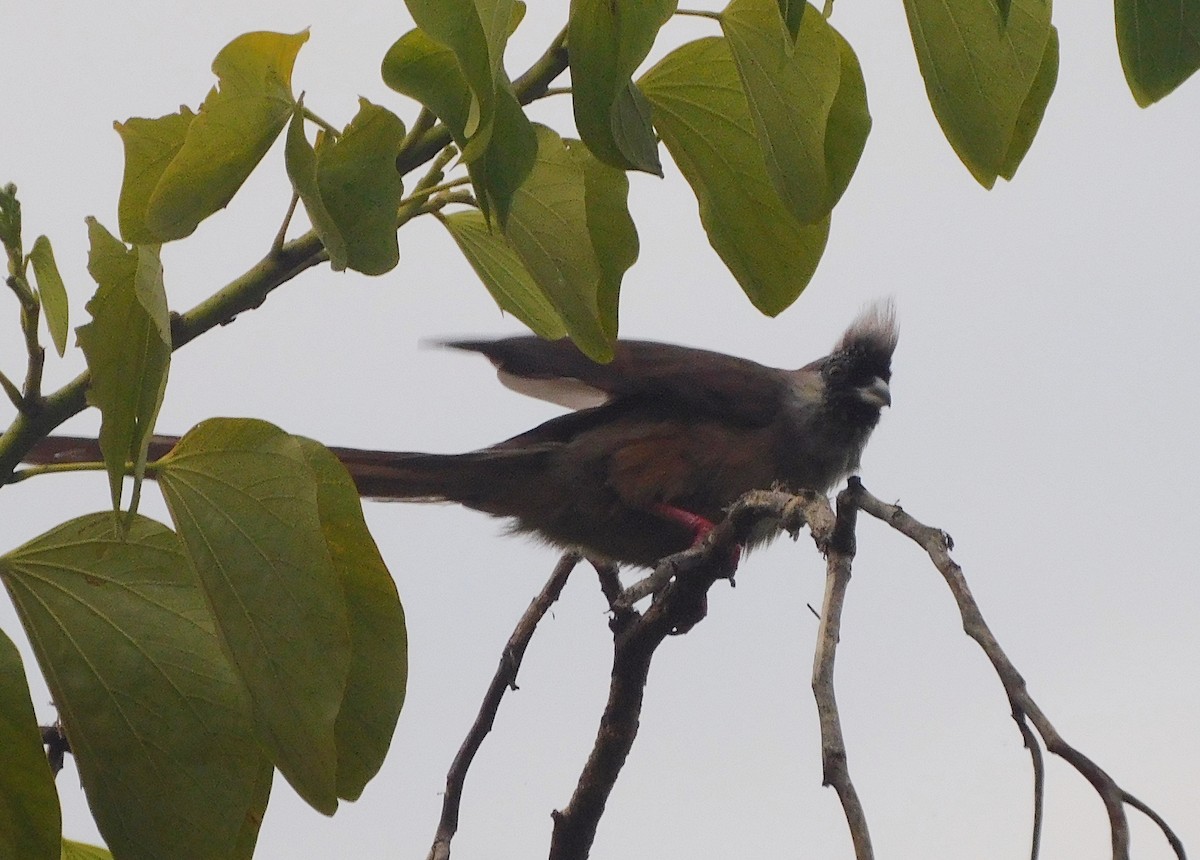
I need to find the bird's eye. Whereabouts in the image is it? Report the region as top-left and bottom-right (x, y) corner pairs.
(826, 362), (847, 382)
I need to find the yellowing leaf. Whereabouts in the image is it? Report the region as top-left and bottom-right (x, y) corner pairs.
(1000, 25), (1058, 180)
(60, 841), (113, 860)
(77, 220), (170, 513)
(575, 140), (639, 340)
(141, 31), (308, 240)
(287, 101), (405, 275)
(114, 108), (195, 244)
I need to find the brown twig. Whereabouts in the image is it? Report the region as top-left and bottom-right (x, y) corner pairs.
(844, 480), (1187, 860)
(550, 490), (809, 859)
(426, 551), (579, 860)
(590, 559), (623, 609)
(614, 489), (807, 609)
(809, 488), (874, 860)
(1010, 701), (1045, 860)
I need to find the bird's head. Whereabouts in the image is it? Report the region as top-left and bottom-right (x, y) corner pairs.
(816, 300), (898, 421)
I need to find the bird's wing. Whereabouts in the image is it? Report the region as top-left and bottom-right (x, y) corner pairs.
(445, 336), (791, 427)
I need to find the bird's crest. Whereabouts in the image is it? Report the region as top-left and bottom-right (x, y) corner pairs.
(836, 299), (898, 362)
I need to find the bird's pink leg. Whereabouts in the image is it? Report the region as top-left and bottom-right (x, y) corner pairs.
(652, 503), (743, 568)
(653, 503), (714, 543)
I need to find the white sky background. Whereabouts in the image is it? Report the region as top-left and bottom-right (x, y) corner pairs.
(3, 1), (1199, 858)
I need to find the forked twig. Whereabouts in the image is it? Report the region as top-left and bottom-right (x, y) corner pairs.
(426, 551), (580, 860)
(843, 479), (1186, 860)
(549, 490), (809, 859)
(432, 480), (1185, 860)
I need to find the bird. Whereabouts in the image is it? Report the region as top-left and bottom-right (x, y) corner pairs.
(331, 301), (897, 568)
(18, 302), (897, 569)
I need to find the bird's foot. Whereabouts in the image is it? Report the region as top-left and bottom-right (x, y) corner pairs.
(653, 503), (742, 576)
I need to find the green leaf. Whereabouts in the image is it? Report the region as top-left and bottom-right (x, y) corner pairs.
(77, 220), (170, 513)
(383, 29), (472, 135)
(60, 841), (113, 860)
(568, 0), (675, 173)
(142, 31), (308, 240)
(0, 183), (21, 257)
(155, 418), (351, 815)
(575, 140), (639, 340)
(0, 629), (60, 860)
(287, 100), (407, 275)
(231, 763), (273, 860)
(723, 0), (844, 223)
(315, 99), (406, 275)
(382, 28), (536, 221)
(404, 0), (514, 159)
(903, 0), (1053, 186)
(285, 107), (348, 270)
(28, 235), (69, 356)
(506, 126), (620, 360)
(999, 25), (1058, 180)
(113, 108), (195, 244)
(641, 37), (829, 315)
(0, 514), (268, 860)
(779, 0), (805, 41)
(824, 27), (872, 209)
(294, 439), (407, 801)
(475, 79), (540, 223)
(441, 210), (568, 338)
(1116, 0), (1200, 107)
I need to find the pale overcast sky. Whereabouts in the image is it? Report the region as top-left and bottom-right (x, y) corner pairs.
(3, 2), (1198, 858)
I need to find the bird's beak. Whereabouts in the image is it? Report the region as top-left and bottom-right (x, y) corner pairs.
(856, 377), (891, 409)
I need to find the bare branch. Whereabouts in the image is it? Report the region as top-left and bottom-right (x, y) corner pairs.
(1009, 703), (1045, 860)
(615, 489), (808, 609)
(845, 480), (1186, 860)
(427, 551), (580, 860)
(810, 488), (874, 859)
(590, 558), (623, 609)
(550, 490), (811, 859)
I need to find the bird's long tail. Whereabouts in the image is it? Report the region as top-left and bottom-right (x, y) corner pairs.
(17, 434), (550, 509)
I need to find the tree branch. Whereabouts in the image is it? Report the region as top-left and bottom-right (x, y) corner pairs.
(810, 488), (874, 859)
(0, 231), (327, 482)
(427, 552), (580, 860)
(843, 479), (1187, 860)
(550, 490), (809, 859)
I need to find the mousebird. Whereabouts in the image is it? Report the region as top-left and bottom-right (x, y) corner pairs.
(20, 302), (897, 568)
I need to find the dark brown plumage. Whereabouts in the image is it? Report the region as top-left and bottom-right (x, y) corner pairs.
(339, 301), (898, 567)
(19, 303), (897, 568)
